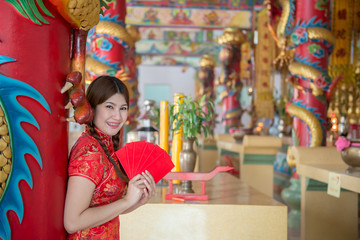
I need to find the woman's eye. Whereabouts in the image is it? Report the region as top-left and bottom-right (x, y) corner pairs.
(106, 105), (113, 109)
(120, 107), (128, 111)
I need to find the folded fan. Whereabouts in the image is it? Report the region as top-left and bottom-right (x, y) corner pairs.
(115, 141), (174, 183)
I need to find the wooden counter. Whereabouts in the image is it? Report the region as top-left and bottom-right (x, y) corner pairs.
(288, 146), (359, 240)
(120, 173), (287, 240)
(215, 134), (282, 197)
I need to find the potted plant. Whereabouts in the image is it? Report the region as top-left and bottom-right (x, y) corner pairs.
(169, 95), (214, 193)
(170, 95), (214, 143)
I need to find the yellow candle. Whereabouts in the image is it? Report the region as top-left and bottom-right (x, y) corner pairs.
(160, 100), (169, 153)
(172, 93), (184, 184)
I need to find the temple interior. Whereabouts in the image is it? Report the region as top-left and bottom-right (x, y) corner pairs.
(0, 0), (360, 239)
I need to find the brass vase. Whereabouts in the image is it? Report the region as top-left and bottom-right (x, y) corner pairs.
(341, 145), (360, 173)
(179, 137), (197, 193)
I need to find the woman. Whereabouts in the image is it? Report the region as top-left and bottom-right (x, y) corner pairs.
(64, 76), (156, 239)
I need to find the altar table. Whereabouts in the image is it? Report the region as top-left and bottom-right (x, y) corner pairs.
(120, 172), (287, 240)
(215, 134), (282, 197)
(288, 146), (359, 240)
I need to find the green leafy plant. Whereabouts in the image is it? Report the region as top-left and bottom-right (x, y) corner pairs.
(152, 105), (160, 129)
(170, 95), (214, 142)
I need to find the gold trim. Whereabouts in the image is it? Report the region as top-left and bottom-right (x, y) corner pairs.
(225, 109), (242, 119)
(288, 62), (322, 81)
(277, 0), (290, 37)
(126, 25), (141, 42)
(216, 28), (246, 45)
(286, 150), (296, 168)
(287, 103), (323, 147)
(309, 82), (323, 96)
(307, 27), (336, 45)
(95, 21), (134, 48)
(200, 55), (216, 68)
(86, 56), (113, 75)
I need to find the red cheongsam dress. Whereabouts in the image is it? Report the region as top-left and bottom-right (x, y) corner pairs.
(67, 127), (127, 240)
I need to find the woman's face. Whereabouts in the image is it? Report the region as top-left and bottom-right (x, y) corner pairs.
(93, 93), (128, 136)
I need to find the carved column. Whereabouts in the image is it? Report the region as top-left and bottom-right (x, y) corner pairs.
(86, 0), (137, 142)
(216, 28), (246, 132)
(287, 0), (336, 147)
(0, 1), (72, 239)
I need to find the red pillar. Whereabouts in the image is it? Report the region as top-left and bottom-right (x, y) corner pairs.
(0, 2), (71, 239)
(86, 0), (138, 137)
(287, 0), (335, 147)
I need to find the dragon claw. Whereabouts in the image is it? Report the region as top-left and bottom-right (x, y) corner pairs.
(65, 102), (73, 109)
(61, 71), (82, 94)
(62, 71), (93, 124)
(61, 82), (74, 94)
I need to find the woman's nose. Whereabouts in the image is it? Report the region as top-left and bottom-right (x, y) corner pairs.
(113, 110), (122, 120)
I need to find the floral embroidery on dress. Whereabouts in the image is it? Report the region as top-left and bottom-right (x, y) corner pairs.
(67, 127), (127, 240)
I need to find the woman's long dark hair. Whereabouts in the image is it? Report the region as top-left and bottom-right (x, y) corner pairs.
(86, 76), (129, 182)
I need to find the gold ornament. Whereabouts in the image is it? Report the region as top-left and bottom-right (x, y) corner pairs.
(0, 106), (11, 198)
(286, 103), (323, 147)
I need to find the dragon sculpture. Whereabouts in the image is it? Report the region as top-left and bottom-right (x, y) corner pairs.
(267, 0), (340, 153)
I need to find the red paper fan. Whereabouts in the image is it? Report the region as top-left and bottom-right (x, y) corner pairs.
(115, 141), (174, 183)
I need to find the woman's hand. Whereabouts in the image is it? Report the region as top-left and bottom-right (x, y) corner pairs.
(137, 170), (156, 205)
(123, 174), (146, 207)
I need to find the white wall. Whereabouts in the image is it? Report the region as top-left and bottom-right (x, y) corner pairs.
(137, 65), (196, 109)
(137, 65), (226, 134)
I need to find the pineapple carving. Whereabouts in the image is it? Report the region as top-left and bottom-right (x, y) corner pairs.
(50, 0), (101, 30)
(0, 106), (11, 198)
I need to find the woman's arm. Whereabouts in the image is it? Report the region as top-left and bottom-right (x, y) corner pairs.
(63, 174), (145, 234)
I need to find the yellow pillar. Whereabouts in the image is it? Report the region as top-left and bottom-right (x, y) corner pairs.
(160, 100), (169, 153)
(171, 93), (184, 184)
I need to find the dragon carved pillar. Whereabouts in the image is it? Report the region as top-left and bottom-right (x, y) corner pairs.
(267, 0), (339, 233)
(124, 25), (141, 131)
(269, 0), (338, 148)
(288, 0), (337, 147)
(286, 0), (337, 147)
(86, 1), (139, 139)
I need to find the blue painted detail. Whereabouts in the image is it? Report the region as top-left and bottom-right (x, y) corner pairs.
(295, 16), (329, 30)
(291, 29), (308, 45)
(147, 44), (162, 54)
(88, 27), (95, 37)
(294, 54), (324, 72)
(308, 44), (325, 58)
(293, 72), (328, 90)
(285, 0), (296, 35)
(0, 55), (51, 240)
(311, 38), (334, 53)
(89, 33), (130, 49)
(90, 53), (121, 69)
(100, 14), (126, 27)
(292, 100), (327, 128)
(99, 38), (113, 51)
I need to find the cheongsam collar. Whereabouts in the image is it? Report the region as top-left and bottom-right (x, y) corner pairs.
(85, 126), (114, 151)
